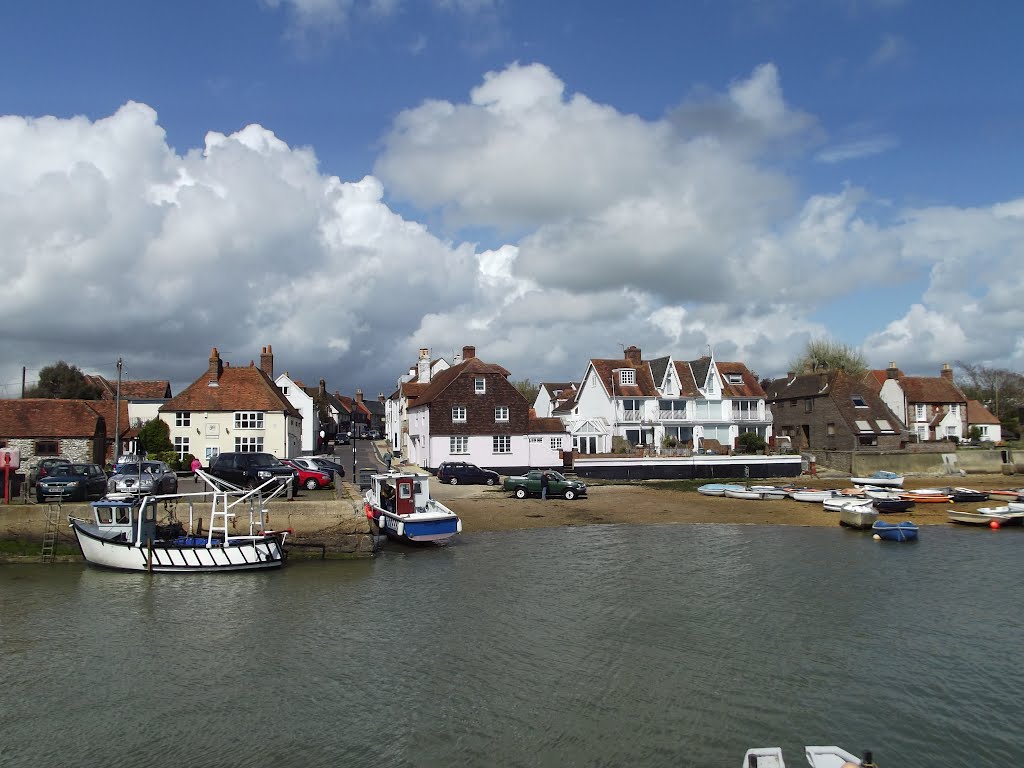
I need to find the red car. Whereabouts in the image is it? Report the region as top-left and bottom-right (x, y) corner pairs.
(281, 459), (333, 491)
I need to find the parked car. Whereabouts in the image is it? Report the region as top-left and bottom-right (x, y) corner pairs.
(307, 456), (346, 478)
(334, 433), (350, 446)
(280, 459), (333, 490)
(36, 462), (108, 503)
(367, 429), (382, 440)
(436, 461), (500, 486)
(107, 461), (179, 497)
(503, 470), (587, 500)
(206, 452), (298, 490)
(28, 458), (73, 487)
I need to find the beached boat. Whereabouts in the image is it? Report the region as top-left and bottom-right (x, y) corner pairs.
(948, 509), (1010, 527)
(823, 496), (873, 513)
(851, 470), (904, 488)
(697, 483), (745, 497)
(987, 488), (1024, 501)
(945, 487), (989, 503)
(899, 490), (951, 503)
(839, 504), (878, 530)
(364, 470), (462, 544)
(790, 489), (835, 503)
(68, 471), (290, 572)
(742, 745), (870, 767)
(873, 498), (915, 514)
(872, 520), (919, 542)
(724, 485), (789, 500)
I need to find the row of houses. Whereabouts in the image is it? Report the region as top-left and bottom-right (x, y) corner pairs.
(383, 345), (1002, 473)
(1, 340), (1002, 477)
(0, 345), (385, 471)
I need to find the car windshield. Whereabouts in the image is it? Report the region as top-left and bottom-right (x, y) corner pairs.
(117, 463), (158, 475)
(250, 454), (282, 467)
(70, 464), (92, 475)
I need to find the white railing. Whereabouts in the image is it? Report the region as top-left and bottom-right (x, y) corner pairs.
(620, 409), (642, 422)
(658, 409), (688, 420)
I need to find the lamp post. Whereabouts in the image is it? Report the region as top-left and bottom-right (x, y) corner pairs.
(352, 443), (357, 484)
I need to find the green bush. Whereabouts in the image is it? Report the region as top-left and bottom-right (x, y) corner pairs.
(661, 435), (678, 449)
(737, 432), (767, 454)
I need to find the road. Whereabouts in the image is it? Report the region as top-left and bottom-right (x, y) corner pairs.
(326, 438), (384, 479)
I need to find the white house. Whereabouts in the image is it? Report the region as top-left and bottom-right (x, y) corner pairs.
(275, 371), (319, 453)
(386, 348), (451, 457)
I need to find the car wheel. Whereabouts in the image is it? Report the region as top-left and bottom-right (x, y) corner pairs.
(514, 487), (527, 499)
(485, 477), (496, 486)
(564, 489), (576, 500)
(304, 478), (319, 490)
(449, 477), (459, 485)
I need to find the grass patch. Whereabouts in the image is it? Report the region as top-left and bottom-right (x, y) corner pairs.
(0, 538), (79, 557)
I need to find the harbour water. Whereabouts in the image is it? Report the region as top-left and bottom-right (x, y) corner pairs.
(2, 523), (1022, 767)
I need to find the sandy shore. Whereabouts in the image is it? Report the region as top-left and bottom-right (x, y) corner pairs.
(433, 474), (1023, 533)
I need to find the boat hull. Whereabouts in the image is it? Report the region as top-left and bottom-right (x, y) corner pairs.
(375, 508), (462, 543)
(839, 507), (878, 529)
(872, 520), (919, 542)
(71, 519), (285, 572)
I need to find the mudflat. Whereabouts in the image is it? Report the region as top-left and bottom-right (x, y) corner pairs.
(433, 475), (1023, 533)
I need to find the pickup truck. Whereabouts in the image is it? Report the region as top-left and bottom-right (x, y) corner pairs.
(502, 470), (587, 500)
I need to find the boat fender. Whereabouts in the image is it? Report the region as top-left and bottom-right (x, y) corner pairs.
(364, 502), (373, 520)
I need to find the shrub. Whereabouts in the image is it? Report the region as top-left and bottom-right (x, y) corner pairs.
(611, 436), (633, 454)
(737, 432), (767, 454)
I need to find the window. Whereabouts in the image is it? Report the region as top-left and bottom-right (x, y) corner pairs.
(732, 400), (758, 420)
(281, 386), (289, 395)
(34, 440), (58, 455)
(474, 377), (486, 394)
(876, 419), (894, 433)
(855, 420), (873, 433)
(851, 395), (868, 408)
(494, 406), (509, 422)
(450, 436), (468, 454)
(827, 422), (835, 436)
(175, 411), (190, 427)
(804, 399), (813, 413)
(549, 436), (563, 450)
(915, 404), (926, 420)
(949, 403), (959, 416)
(726, 373), (743, 385)
(493, 435), (511, 453)
(205, 447), (220, 460)
(235, 436), (264, 452)
(618, 368), (635, 386)
(173, 436), (190, 459)
(234, 412), (264, 429)
(945, 425), (957, 437)
(452, 405), (467, 423)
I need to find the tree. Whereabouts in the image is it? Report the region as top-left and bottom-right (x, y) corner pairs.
(955, 361), (1024, 438)
(512, 378), (540, 403)
(137, 418), (173, 456)
(25, 361), (102, 399)
(787, 339), (867, 378)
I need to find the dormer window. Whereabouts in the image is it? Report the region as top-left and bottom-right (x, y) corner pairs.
(726, 373), (743, 385)
(618, 369), (635, 386)
(474, 378), (486, 394)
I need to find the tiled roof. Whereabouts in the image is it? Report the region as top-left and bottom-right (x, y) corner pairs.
(672, 362), (700, 396)
(161, 360), (300, 417)
(85, 375), (171, 400)
(967, 399), (1000, 425)
(0, 399), (110, 438)
(716, 362), (766, 398)
(412, 357), (513, 407)
(528, 416), (569, 434)
(401, 381), (428, 399)
(589, 359), (659, 398)
(899, 376), (966, 404)
(766, 370), (904, 436)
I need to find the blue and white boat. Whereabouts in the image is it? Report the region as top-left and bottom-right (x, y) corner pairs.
(697, 483), (745, 497)
(871, 519), (919, 542)
(364, 470), (462, 545)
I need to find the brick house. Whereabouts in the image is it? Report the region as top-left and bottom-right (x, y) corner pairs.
(870, 362), (968, 443)
(0, 399), (117, 472)
(765, 369), (907, 451)
(404, 345), (568, 472)
(159, 346), (302, 462)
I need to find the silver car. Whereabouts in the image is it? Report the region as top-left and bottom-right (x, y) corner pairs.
(107, 461), (179, 496)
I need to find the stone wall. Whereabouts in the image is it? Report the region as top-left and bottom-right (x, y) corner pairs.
(816, 448), (1016, 476)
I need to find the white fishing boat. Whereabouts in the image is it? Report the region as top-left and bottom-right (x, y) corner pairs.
(850, 470), (904, 488)
(823, 496), (874, 513)
(364, 470), (462, 544)
(68, 470), (290, 572)
(742, 745), (870, 767)
(839, 504), (879, 529)
(790, 489), (835, 503)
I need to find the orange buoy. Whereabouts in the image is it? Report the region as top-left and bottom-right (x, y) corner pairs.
(989, 520), (1001, 530)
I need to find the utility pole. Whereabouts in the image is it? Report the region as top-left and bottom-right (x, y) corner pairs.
(114, 358), (123, 464)
(21, 366), (25, 398)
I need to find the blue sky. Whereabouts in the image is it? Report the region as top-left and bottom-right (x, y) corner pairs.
(2, 0), (1023, 398)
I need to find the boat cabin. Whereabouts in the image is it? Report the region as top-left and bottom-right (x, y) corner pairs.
(370, 472), (429, 515)
(91, 499), (157, 545)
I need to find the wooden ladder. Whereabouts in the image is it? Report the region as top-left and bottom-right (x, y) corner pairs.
(41, 500), (62, 563)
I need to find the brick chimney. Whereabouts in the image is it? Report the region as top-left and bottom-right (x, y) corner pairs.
(462, 345), (476, 361)
(260, 345), (274, 378)
(940, 362), (953, 381)
(624, 345), (642, 366)
(887, 361), (899, 380)
(318, 378), (326, 397)
(208, 348), (223, 387)
(356, 389), (363, 404)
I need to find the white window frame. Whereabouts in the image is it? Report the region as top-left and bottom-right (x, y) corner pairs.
(235, 436), (264, 452)
(450, 436), (468, 454)
(915, 404), (926, 421)
(549, 436), (563, 450)
(173, 436), (190, 459)
(493, 435), (511, 453)
(175, 411), (190, 427)
(494, 406), (509, 422)
(474, 377), (486, 394)
(452, 405), (467, 423)
(234, 411), (264, 429)
(205, 447), (220, 460)
(949, 403), (959, 416)
(619, 369), (635, 386)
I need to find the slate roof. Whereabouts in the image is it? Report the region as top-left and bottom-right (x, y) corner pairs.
(411, 357), (514, 408)
(0, 399), (112, 438)
(160, 350), (300, 418)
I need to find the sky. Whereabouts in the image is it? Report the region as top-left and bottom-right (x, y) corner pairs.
(2, 0), (1024, 401)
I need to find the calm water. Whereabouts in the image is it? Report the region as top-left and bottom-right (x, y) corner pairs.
(1, 523), (1022, 767)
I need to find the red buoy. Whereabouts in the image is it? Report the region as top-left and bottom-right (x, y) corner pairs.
(989, 519), (1000, 530)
